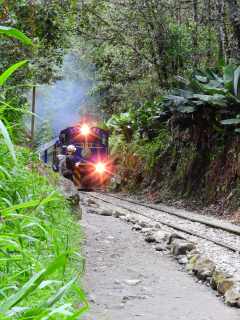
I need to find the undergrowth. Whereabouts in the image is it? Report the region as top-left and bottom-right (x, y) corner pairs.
(0, 144), (88, 319)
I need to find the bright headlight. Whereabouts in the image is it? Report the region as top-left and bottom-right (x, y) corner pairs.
(95, 162), (106, 174)
(80, 124), (90, 136)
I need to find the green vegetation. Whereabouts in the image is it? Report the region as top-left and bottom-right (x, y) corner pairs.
(2, 1), (240, 316)
(0, 15), (88, 319)
(74, 1), (240, 211)
(0, 146), (88, 319)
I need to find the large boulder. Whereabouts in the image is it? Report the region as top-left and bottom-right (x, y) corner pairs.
(224, 284), (240, 307)
(170, 239), (196, 256)
(211, 271), (234, 295)
(192, 257), (216, 281)
(144, 230), (169, 244)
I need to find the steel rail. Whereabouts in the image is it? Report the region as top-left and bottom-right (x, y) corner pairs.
(80, 192), (240, 253)
(101, 193), (240, 237)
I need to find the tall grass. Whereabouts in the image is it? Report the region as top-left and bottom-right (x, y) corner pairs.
(0, 140), (88, 319)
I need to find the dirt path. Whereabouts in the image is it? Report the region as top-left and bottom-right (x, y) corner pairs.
(81, 207), (240, 320)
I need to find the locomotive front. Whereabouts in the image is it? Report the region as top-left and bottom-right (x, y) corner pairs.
(55, 122), (112, 190)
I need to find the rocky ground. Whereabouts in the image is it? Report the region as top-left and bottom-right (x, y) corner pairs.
(79, 195), (240, 320)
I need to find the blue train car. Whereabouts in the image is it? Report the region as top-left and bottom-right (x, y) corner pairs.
(53, 124), (111, 190)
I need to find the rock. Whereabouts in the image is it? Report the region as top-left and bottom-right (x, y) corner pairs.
(145, 234), (156, 243)
(186, 254), (200, 272)
(139, 220), (150, 228)
(152, 230), (169, 243)
(187, 249), (199, 258)
(218, 279), (235, 295)
(224, 284), (240, 307)
(171, 239), (196, 256)
(155, 244), (166, 252)
(112, 210), (125, 218)
(132, 225), (142, 231)
(167, 232), (186, 245)
(88, 294), (96, 303)
(144, 230), (169, 244)
(192, 257), (216, 281)
(211, 271), (234, 295)
(124, 279), (142, 286)
(177, 255), (188, 265)
(86, 198), (96, 206)
(99, 209), (112, 216)
(67, 193), (80, 206)
(128, 216), (137, 224)
(87, 208), (99, 215)
(119, 216), (127, 222)
(141, 227), (154, 234)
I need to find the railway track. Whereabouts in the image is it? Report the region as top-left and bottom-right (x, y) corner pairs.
(80, 191), (240, 254)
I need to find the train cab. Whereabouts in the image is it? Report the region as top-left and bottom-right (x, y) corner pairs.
(53, 123), (112, 190)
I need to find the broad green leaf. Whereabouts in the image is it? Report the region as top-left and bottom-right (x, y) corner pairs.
(193, 94), (227, 107)
(0, 60), (28, 86)
(0, 26), (32, 45)
(195, 75), (208, 83)
(177, 106), (195, 113)
(220, 118), (240, 125)
(0, 120), (16, 163)
(223, 65), (234, 84)
(234, 66), (240, 96)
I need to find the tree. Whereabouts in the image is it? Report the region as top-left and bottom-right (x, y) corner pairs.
(224, 0), (240, 59)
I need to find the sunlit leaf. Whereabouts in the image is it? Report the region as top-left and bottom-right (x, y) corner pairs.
(0, 26), (32, 45)
(0, 60), (28, 86)
(221, 118), (240, 125)
(234, 66), (240, 96)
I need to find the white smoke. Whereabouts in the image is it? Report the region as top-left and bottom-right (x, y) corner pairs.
(28, 52), (99, 143)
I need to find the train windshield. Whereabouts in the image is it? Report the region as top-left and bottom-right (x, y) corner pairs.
(59, 126), (108, 146)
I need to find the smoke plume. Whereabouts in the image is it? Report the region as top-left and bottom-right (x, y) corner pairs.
(29, 52), (99, 144)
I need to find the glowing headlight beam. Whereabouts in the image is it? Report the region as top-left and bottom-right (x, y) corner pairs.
(80, 124), (90, 136)
(95, 162), (106, 174)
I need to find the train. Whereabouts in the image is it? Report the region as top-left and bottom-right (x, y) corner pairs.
(42, 121), (112, 190)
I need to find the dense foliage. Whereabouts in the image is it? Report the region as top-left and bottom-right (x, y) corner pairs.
(77, 0), (240, 113)
(0, 22), (88, 319)
(0, 146), (87, 319)
(0, 1), (78, 139)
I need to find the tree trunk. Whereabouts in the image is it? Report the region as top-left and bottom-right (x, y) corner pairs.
(192, 0), (199, 68)
(225, 0), (240, 59)
(205, 0), (212, 65)
(217, 0), (228, 62)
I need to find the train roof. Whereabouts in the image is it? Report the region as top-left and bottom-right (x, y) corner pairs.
(37, 137), (59, 153)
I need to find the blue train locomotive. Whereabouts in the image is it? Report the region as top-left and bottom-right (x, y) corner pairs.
(52, 123), (111, 190)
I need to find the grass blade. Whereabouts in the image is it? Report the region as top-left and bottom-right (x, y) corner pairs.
(0, 60), (28, 86)
(1, 192), (57, 215)
(0, 120), (16, 163)
(0, 254), (68, 313)
(0, 269), (46, 313)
